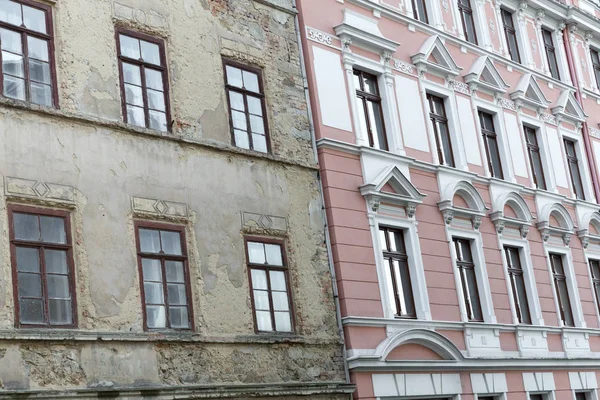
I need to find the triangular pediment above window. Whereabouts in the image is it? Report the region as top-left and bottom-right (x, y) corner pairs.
(360, 166), (426, 217)
(510, 74), (551, 110)
(411, 35), (462, 78)
(333, 9), (400, 54)
(552, 90), (587, 124)
(464, 56), (509, 95)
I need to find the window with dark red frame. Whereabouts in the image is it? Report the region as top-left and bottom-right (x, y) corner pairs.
(135, 222), (193, 330)
(427, 93), (454, 167)
(458, 0), (477, 44)
(9, 205), (76, 327)
(453, 237), (483, 322)
(117, 29), (169, 132)
(224, 60), (269, 153)
(246, 239), (293, 333)
(0, 0), (56, 106)
(379, 226), (416, 318)
(353, 69), (388, 151)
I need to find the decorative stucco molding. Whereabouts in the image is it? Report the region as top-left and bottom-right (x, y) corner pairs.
(132, 197), (189, 218)
(242, 212), (288, 232)
(5, 177), (75, 204)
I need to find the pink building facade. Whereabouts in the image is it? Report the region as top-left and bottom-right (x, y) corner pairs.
(297, 0), (600, 399)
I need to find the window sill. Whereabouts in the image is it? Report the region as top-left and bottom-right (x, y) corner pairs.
(0, 97), (319, 171)
(0, 328), (341, 345)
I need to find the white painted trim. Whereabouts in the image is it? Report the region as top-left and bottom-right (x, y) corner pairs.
(368, 211), (432, 320)
(543, 243), (586, 328)
(422, 80), (468, 171)
(499, 235), (545, 326)
(446, 225), (497, 324)
(473, 98), (516, 183)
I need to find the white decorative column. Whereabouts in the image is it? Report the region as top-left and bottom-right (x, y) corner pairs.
(517, 1), (534, 69)
(474, 0), (493, 50)
(556, 22), (573, 85)
(382, 52), (406, 155)
(494, 0), (509, 57)
(534, 10), (549, 75)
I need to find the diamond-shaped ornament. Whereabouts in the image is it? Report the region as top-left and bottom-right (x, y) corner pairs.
(153, 200), (168, 215)
(33, 182), (49, 197)
(258, 215), (273, 229)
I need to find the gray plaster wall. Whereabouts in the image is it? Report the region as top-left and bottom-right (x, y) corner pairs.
(0, 0), (348, 396)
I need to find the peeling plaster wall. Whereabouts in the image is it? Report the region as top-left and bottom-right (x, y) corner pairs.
(0, 0), (347, 397)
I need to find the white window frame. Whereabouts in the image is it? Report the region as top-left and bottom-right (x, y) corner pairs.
(527, 392), (556, 400)
(543, 244), (586, 328)
(370, 213), (432, 320)
(473, 99), (516, 183)
(446, 226), (496, 324)
(422, 82), (468, 171)
(405, 0), (442, 29)
(343, 53), (403, 154)
(519, 114), (556, 192)
(498, 236), (545, 326)
(572, 390), (599, 400)
(561, 130), (595, 202)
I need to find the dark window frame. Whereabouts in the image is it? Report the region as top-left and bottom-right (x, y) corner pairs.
(134, 220), (194, 331)
(453, 237), (484, 322)
(501, 8), (521, 63)
(589, 259), (600, 316)
(223, 58), (270, 153)
(458, 0), (478, 45)
(564, 138), (585, 200)
(412, 0), (429, 23)
(0, 0), (58, 107)
(591, 48), (600, 90)
(504, 246), (532, 324)
(8, 204), (78, 328)
(379, 226), (416, 319)
(542, 27), (560, 80)
(244, 236), (296, 334)
(550, 252), (575, 327)
(478, 110), (504, 179)
(116, 27), (171, 132)
(524, 125), (547, 190)
(426, 93), (455, 167)
(353, 69), (388, 151)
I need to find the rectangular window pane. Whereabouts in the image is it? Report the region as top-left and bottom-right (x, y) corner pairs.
(19, 298), (44, 324)
(149, 110), (167, 132)
(160, 230), (182, 255)
(144, 282), (165, 304)
(27, 36), (48, 61)
(16, 247), (40, 272)
(142, 258), (162, 281)
(40, 216), (66, 243)
(557, 279), (574, 326)
(487, 136), (503, 179)
(47, 274), (70, 299)
(146, 305), (166, 328)
(167, 283), (187, 306)
(13, 213), (39, 241)
(253, 290), (270, 311)
(165, 260), (185, 283)
(248, 242), (266, 264)
(140, 40), (161, 66)
(412, 0), (428, 23)
(3, 51), (24, 77)
(0, 1), (23, 26)
(48, 299), (72, 325)
(255, 310), (272, 331)
(22, 5), (46, 34)
(251, 269), (268, 290)
(4, 75), (25, 99)
(30, 81), (52, 106)
(274, 311), (292, 332)
(366, 98), (387, 151)
(18, 272), (42, 297)
(139, 229), (161, 253)
(515, 273), (532, 324)
(169, 306), (189, 328)
(465, 267), (483, 321)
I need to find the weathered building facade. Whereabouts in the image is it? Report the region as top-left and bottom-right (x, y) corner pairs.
(0, 0), (353, 398)
(298, 0), (600, 399)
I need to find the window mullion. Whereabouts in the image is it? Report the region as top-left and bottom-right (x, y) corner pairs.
(160, 257), (170, 328)
(264, 266), (276, 330)
(39, 245), (49, 326)
(243, 93), (253, 150)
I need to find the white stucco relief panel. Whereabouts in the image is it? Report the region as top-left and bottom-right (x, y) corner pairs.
(546, 126), (569, 188)
(395, 75), (430, 152)
(593, 141), (600, 182)
(373, 373), (462, 397)
(503, 112), (528, 178)
(456, 95), (482, 166)
(311, 46), (353, 132)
